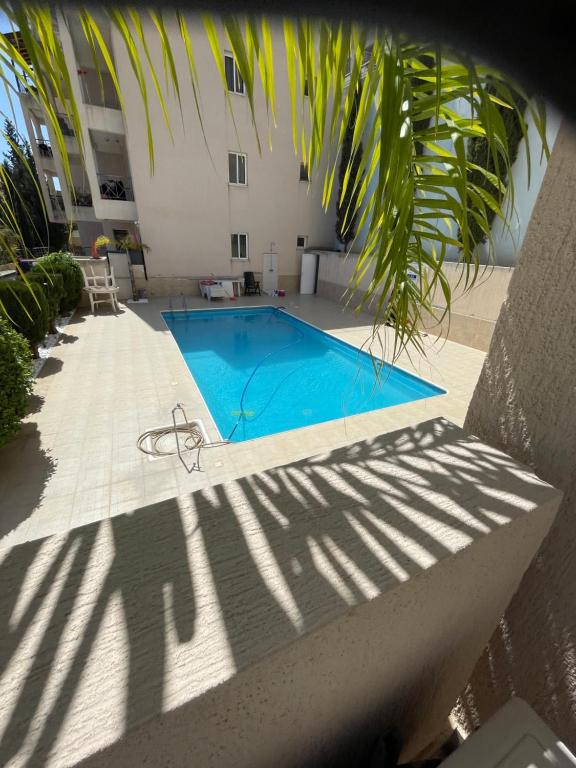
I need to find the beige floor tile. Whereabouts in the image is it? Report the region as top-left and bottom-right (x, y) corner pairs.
(1, 295), (485, 547)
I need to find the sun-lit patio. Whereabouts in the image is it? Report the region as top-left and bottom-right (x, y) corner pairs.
(0, 294), (486, 551)
(0, 396), (560, 767)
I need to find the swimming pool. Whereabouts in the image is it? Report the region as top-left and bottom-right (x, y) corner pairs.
(162, 307), (445, 442)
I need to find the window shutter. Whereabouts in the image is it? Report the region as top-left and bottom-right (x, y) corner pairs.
(225, 55), (235, 92)
(228, 153), (237, 183)
(238, 154), (246, 184)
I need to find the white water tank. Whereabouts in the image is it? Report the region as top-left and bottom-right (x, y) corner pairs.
(300, 251), (319, 294)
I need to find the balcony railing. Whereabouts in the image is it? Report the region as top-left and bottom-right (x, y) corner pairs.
(49, 193), (66, 219)
(78, 69), (121, 110)
(15, 73), (37, 94)
(56, 114), (75, 137)
(97, 173), (134, 202)
(72, 189), (93, 207)
(36, 139), (53, 158)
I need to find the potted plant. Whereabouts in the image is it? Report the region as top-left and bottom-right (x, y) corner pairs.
(91, 234), (110, 259)
(115, 234), (150, 266)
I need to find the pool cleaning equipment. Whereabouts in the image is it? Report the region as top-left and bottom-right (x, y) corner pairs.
(227, 308), (304, 440)
(137, 403), (229, 473)
(169, 294), (188, 312)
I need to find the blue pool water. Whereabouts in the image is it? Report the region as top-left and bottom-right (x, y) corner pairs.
(162, 307), (445, 442)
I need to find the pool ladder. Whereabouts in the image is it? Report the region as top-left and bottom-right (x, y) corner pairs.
(168, 293), (188, 312)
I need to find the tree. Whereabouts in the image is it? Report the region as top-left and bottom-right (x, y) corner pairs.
(462, 86), (527, 248)
(1, 118), (67, 253)
(336, 86), (363, 250)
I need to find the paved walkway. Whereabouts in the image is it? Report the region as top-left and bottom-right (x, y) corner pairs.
(0, 295), (486, 549)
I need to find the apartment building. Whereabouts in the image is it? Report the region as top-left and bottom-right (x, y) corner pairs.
(17, 11), (337, 295)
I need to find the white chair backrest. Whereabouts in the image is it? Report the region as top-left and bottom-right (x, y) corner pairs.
(83, 264), (116, 290)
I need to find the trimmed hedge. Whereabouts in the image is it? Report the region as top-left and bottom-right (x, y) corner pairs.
(22, 272), (64, 333)
(0, 280), (49, 356)
(0, 317), (33, 447)
(31, 252), (83, 313)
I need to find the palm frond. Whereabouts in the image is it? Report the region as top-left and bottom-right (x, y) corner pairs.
(0, 7), (548, 360)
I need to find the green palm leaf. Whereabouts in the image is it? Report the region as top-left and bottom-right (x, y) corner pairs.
(0, 8), (548, 361)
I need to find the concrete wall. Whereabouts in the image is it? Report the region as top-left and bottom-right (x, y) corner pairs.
(456, 120), (576, 750)
(112, 16), (336, 294)
(422, 263), (514, 351)
(316, 251), (513, 351)
(486, 107), (562, 266)
(0, 419), (560, 767)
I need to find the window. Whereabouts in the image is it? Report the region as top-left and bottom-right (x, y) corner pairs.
(228, 152), (247, 185)
(296, 235), (307, 249)
(299, 162), (309, 181)
(231, 233), (248, 260)
(224, 53), (245, 94)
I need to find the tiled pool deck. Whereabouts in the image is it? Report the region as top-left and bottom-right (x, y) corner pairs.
(0, 295), (486, 550)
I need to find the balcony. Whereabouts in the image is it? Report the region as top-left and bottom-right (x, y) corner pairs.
(70, 188), (96, 222)
(15, 72), (37, 95)
(49, 193), (66, 221)
(36, 138), (53, 158)
(97, 173), (134, 202)
(78, 69), (120, 110)
(57, 114), (75, 137)
(72, 189), (93, 207)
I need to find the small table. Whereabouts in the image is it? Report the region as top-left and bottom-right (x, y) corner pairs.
(199, 278), (245, 300)
(200, 282), (227, 301)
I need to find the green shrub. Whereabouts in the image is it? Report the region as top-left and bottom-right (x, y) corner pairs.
(32, 251), (83, 313)
(461, 88), (527, 247)
(0, 280), (49, 356)
(0, 316), (33, 447)
(22, 272), (64, 333)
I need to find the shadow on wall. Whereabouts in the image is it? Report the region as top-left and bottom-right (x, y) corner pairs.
(455, 122), (576, 750)
(0, 418), (552, 767)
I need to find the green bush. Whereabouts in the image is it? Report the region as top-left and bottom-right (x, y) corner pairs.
(22, 272), (64, 333)
(462, 88), (527, 247)
(0, 280), (49, 356)
(0, 316), (33, 447)
(32, 251), (83, 313)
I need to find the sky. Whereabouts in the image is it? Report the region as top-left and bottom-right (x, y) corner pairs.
(0, 11), (27, 158)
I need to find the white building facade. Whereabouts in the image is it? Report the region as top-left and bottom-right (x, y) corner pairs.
(18, 12), (337, 295)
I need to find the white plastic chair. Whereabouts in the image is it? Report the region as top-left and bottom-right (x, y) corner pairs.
(82, 264), (120, 313)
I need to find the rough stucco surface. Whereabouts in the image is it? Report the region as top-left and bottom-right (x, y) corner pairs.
(0, 418), (559, 767)
(457, 120), (576, 747)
